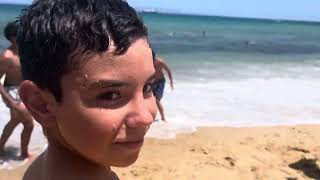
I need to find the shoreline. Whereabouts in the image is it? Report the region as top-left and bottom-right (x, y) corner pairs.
(146, 121), (320, 139)
(1, 124), (320, 179)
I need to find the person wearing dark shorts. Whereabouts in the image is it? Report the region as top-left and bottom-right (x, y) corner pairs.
(152, 50), (173, 121)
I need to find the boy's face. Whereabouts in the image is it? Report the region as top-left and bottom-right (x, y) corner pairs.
(53, 38), (157, 167)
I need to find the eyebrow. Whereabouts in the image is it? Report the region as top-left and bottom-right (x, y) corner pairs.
(85, 72), (157, 90)
(85, 79), (128, 90)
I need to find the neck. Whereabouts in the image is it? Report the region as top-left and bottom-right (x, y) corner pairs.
(9, 44), (18, 54)
(45, 143), (114, 180)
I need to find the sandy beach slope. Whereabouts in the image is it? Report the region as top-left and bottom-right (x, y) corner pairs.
(114, 125), (320, 180)
(1, 125), (320, 180)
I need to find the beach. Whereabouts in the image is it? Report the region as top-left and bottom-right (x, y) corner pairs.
(0, 3), (320, 180)
(1, 4), (320, 142)
(0, 124), (319, 180)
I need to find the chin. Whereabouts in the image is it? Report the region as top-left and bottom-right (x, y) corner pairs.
(112, 152), (140, 167)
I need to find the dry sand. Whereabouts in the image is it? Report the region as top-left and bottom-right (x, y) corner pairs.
(1, 125), (320, 180)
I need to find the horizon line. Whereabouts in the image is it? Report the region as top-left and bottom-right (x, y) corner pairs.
(140, 11), (320, 24)
(1, 2), (319, 24)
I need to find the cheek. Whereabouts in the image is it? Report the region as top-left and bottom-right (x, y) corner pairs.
(56, 106), (126, 157)
(62, 109), (123, 141)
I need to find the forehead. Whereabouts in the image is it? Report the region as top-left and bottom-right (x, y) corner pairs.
(74, 39), (154, 82)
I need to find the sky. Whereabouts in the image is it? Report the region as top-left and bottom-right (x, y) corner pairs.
(0, 0), (319, 22)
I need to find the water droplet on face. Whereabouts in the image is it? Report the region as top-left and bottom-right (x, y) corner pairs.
(79, 73), (89, 88)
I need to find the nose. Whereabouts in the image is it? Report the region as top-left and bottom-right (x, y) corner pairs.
(125, 95), (154, 128)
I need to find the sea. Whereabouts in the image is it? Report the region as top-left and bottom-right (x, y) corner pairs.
(0, 3), (320, 169)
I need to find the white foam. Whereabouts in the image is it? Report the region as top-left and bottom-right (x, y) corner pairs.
(147, 75), (320, 139)
(161, 77), (320, 129)
(146, 121), (197, 139)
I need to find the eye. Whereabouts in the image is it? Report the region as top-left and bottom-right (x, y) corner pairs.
(97, 91), (121, 101)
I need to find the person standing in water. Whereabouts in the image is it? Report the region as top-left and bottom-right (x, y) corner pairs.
(0, 21), (34, 159)
(152, 50), (174, 121)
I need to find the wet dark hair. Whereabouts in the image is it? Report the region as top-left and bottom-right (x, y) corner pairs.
(17, 0), (148, 102)
(4, 21), (18, 42)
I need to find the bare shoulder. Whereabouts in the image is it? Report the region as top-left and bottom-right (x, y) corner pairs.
(0, 49), (14, 64)
(1, 49), (14, 59)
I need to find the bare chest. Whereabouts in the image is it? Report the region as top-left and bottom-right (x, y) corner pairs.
(4, 56), (22, 84)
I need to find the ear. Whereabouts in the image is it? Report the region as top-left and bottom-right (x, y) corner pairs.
(19, 80), (57, 128)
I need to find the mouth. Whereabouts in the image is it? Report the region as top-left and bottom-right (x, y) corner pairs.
(113, 139), (144, 150)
